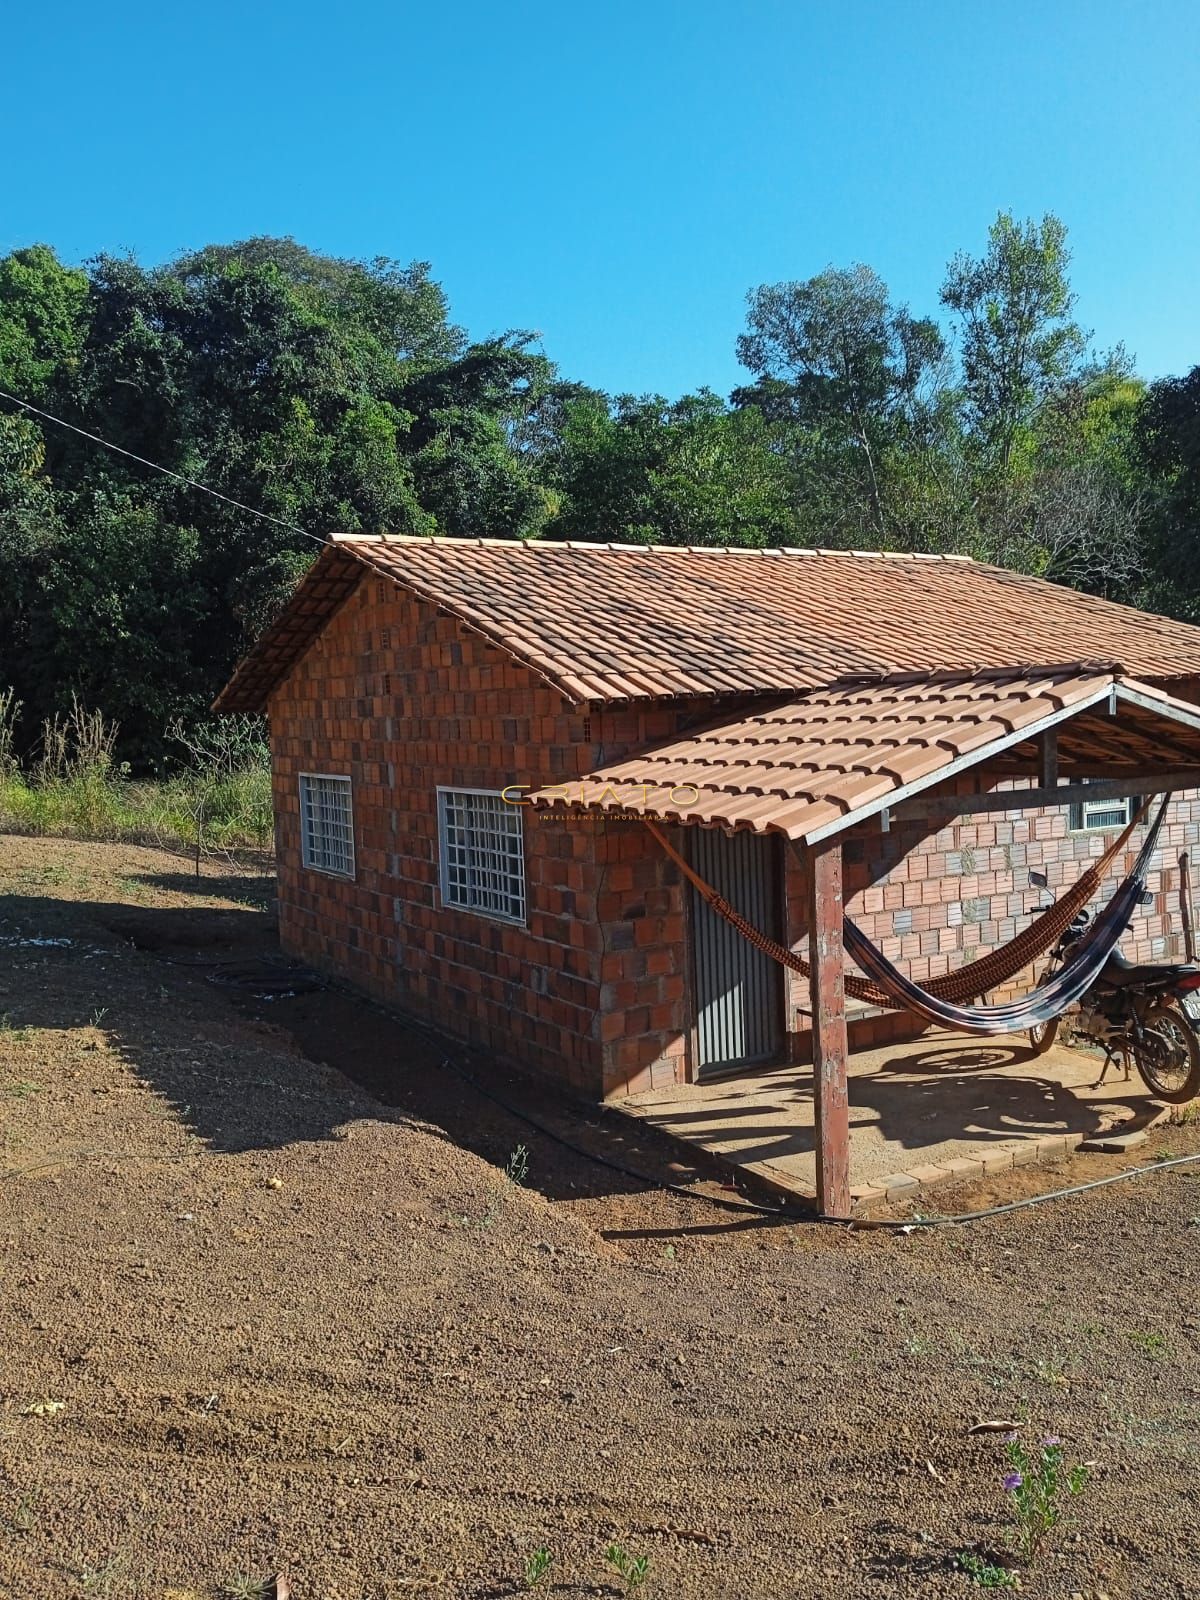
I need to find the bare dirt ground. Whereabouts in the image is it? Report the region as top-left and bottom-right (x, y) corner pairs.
(3, 835), (1200, 1600)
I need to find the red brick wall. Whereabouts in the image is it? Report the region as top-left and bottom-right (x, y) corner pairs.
(587, 770), (1200, 1095)
(782, 788), (1200, 1058)
(267, 576), (1200, 1098)
(593, 815), (690, 1099)
(588, 700), (784, 1097)
(268, 581), (712, 1100)
(269, 575), (611, 1093)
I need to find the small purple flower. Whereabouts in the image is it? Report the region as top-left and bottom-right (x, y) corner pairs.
(1041, 1434), (1061, 1448)
(1001, 1431), (1018, 1443)
(1003, 1471), (1024, 1492)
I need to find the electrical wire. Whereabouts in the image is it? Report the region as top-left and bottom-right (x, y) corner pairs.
(0, 385), (329, 548)
(6, 385), (1196, 1221)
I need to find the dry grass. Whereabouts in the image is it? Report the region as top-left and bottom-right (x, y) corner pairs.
(0, 691), (272, 857)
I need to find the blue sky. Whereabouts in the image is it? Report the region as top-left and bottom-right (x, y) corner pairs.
(5, 0), (1199, 397)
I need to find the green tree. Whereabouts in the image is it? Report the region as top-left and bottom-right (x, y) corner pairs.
(0, 412), (64, 720)
(962, 358), (1149, 598)
(412, 406), (551, 538)
(172, 236), (465, 368)
(72, 250), (430, 534)
(0, 239), (593, 757)
(1138, 365), (1200, 617)
(940, 212), (1087, 474)
(551, 390), (797, 547)
(0, 219), (1183, 772)
(0, 244), (88, 403)
(399, 334), (557, 538)
(0, 240), (461, 759)
(733, 265), (945, 542)
(20, 496), (208, 766)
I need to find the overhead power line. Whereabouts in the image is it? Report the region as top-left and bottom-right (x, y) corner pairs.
(0, 386), (329, 548)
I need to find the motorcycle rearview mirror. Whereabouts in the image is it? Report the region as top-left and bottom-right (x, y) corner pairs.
(1029, 870), (1049, 889)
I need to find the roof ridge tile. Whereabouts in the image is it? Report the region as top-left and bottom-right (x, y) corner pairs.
(216, 537), (1200, 716)
(330, 531), (979, 562)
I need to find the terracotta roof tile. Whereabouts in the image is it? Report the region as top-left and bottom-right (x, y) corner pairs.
(528, 668), (1200, 841)
(214, 536), (1200, 712)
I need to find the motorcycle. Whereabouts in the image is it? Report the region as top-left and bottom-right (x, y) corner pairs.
(1024, 870), (1200, 1103)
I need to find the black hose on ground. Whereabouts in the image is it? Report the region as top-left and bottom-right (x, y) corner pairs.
(842, 1148), (1200, 1230)
(432, 1049), (793, 1217)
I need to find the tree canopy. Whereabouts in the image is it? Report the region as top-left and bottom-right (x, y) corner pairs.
(0, 218), (1195, 767)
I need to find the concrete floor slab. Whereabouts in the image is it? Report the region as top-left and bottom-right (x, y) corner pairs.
(620, 1030), (1166, 1205)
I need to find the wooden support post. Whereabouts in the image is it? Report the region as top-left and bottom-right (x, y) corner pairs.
(807, 838), (851, 1219)
(1040, 728), (1058, 789)
(1181, 851), (1196, 965)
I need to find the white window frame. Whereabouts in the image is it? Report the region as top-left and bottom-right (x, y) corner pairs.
(436, 786), (527, 926)
(298, 772), (355, 878)
(1070, 793), (1133, 834)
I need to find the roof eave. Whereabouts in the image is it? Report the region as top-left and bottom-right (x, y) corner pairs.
(212, 543), (364, 714)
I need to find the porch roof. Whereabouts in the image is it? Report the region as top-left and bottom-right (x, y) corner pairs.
(528, 667), (1200, 842)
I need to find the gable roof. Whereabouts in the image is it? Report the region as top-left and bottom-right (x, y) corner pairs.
(214, 533), (1200, 713)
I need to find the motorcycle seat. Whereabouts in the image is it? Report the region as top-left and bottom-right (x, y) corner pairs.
(1099, 948), (1195, 987)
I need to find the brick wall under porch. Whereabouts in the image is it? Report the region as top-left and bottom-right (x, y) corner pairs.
(774, 789), (1200, 1077)
(601, 788), (1200, 1100)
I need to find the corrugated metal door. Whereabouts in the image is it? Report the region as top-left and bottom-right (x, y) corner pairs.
(687, 828), (784, 1075)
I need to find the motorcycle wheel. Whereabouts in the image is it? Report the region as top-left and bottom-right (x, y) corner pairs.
(1131, 1003), (1200, 1104)
(1028, 1017), (1059, 1055)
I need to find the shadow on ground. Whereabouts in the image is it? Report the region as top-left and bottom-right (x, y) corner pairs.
(1, 887), (749, 1217)
(7, 880), (1147, 1222)
(631, 1047), (1147, 1175)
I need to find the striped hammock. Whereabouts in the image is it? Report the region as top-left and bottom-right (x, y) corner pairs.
(643, 798), (1165, 1034)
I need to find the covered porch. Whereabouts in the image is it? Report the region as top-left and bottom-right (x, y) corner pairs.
(534, 664), (1200, 1216)
(620, 1027), (1169, 1210)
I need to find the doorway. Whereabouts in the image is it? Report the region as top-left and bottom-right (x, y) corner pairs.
(686, 827), (785, 1077)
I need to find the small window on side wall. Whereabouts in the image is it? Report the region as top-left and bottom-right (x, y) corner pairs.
(299, 773), (355, 877)
(1069, 793), (1133, 833)
(437, 787), (526, 925)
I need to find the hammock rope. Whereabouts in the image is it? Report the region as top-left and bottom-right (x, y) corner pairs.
(643, 803), (1145, 1005)
(643, 797), (1163, 1032)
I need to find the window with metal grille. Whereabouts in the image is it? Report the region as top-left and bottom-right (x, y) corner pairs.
(1070, 793), (1133, 833)
(299, 773), (355, 877)
(437, 787), (526, 924)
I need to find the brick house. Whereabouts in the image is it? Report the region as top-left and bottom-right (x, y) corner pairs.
(216, 534), (1200, 1122)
